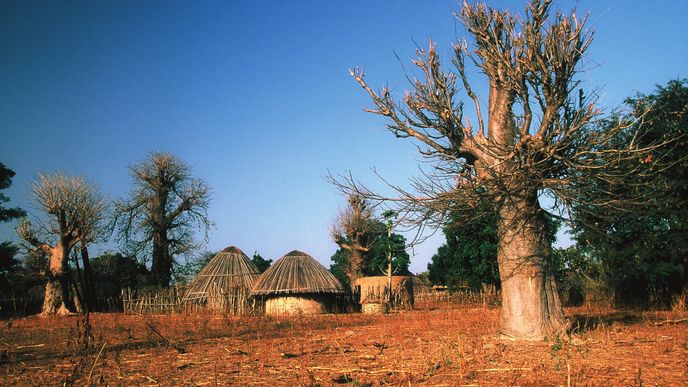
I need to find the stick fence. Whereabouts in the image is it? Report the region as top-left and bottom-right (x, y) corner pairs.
(121, 286), (261, 315)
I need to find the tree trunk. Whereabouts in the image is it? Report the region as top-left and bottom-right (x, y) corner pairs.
(151, 231), (172, 287)
(41, 241), (73, 316)
(80, 244), (98, 311)
(496, 194), (568, 340)
(345, 248), (364, 288)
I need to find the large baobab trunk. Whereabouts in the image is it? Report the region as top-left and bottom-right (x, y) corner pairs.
(42, 240), (73, 316)
(346, 248), (365, 287)
(496, 194), (567, 340)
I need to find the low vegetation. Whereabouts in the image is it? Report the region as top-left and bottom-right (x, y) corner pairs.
(1, 298), (686, 385)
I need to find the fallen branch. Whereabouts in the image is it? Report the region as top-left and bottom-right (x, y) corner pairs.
(475, 367), (531, 372)
(306, 365), (406, 375)
(15, 343), (46, 349)
(88, 342), (107, 380)
(145, 322), (186, 353)
(333, 339), (353, 380)
(613, 337), (673, 345)
(653, 318), (688, 326)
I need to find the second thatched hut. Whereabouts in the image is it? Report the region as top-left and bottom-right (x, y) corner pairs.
(182, 246), (260, 314)
(251, 250), (344, 315)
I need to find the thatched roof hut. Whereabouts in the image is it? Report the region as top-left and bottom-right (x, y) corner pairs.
(183, 246), (260, 313)
(251, 250), (344, 315)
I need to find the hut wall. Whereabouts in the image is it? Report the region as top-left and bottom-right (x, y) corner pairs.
(265, 295), (331, 316)
(354, 276), (414, 309)
(361, 302), (388, 315)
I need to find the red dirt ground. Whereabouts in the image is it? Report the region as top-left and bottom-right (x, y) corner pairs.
(1, 301), (686, 385)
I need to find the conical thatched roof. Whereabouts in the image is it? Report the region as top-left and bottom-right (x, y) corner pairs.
(251, 250), (344, 296)
(183, 246), (260, 302)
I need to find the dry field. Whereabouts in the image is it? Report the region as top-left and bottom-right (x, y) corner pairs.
(1, 300), (687, 385)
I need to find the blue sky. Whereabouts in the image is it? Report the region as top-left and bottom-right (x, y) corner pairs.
(1, 0), (686, 273)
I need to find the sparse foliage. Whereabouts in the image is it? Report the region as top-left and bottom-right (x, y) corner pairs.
(333, 0), (677, 339)
(177, 250), (215, 285)
(331, 195), (385, 286)
(17, 173), (107, 316)
(112, 152), (212, 287)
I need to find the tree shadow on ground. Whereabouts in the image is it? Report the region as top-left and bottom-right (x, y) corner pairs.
(569, 311), (642, 333)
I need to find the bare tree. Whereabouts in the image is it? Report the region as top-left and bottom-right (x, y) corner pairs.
(335, 0), (674, 339)
(331, 195), (383, 286)
(112, 152), (211, 287)
(17, 173), (107, 316)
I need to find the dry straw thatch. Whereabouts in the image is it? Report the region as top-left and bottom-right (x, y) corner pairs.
(354, 276), (414, 311)
(183, 246), (260, 304)
(251, 250), (344, 296)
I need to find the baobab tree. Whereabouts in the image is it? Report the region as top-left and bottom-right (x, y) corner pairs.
(331, 195), (381, 286)
(331, 195), (410, 288)
(18, 173), (107, 316)
(112, 152), (211, 287)
(336, 0), (673, 339)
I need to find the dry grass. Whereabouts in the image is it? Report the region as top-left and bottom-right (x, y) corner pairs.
(1, 299), (687, 385)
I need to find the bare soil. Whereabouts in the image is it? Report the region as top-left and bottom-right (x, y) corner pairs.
(1, 300), (686, 385)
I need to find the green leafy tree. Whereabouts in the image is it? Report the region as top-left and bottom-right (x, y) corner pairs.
(0, 242), (19, 273)
(0, 164), (26, 222)
(329, 248), (352, 289)
(0, 164), (26, 289)
(0, 241), (20, 295)
(572, 80), (688, 307)
(364, 232), (411, 276)
(428, 211), (499, 291)
(251, 252), (272, 273)
(551, 245), (609, 307)
(91, 252), (152, 300)
(0, 248), (48, 317)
